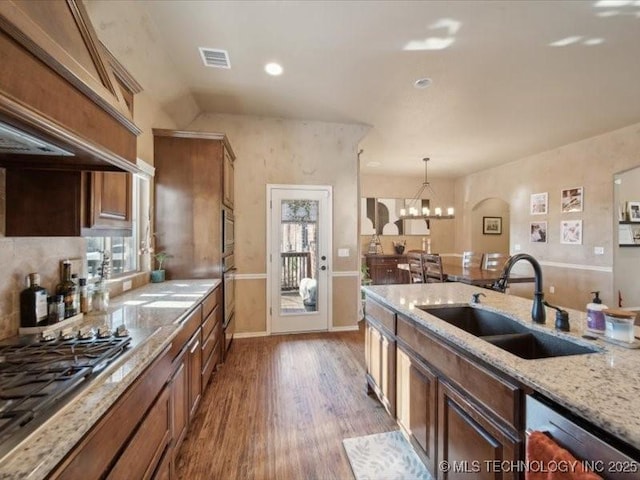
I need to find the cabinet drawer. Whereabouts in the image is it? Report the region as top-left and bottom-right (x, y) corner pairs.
(202, 319), (221, 368)
(201, 305), (221, 343)
(202, 287), (221, 319)
(397, 315), (521, 431)
(170, 305), (202, 360)
(202, 339), (221, 388)
(107, 386), (171, 480)
(365, 298), (396, 334)
(369, 256), (403, 266)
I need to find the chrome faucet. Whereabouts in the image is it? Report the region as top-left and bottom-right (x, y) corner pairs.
(493, 253), (546, 324)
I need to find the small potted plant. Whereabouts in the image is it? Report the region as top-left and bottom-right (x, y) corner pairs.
(151, 251), (171, 283)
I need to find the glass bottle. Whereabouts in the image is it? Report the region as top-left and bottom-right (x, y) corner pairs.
(92, 281), (109, 313)
(79, 278), (91, 313)
(48, 294), (65, 324)
(56, 261), (78, 318)
(20, 273), (48, 327)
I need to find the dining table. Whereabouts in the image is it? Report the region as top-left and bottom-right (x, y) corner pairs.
(397, 263), (536, 287)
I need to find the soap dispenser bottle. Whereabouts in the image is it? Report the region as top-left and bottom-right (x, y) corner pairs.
(586, 291), (607, 333)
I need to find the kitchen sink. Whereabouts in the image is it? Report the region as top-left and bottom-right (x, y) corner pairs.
(417, 306), (529, 336)
(418, 306), (599, 359)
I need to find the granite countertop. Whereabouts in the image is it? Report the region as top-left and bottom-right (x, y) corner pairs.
(363, 283), (640, 451)
(0, 279), (221, 480)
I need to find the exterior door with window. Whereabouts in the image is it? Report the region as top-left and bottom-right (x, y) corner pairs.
(268, 186), (331, 334)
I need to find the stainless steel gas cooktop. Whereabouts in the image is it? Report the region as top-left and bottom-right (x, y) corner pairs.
(0, 331), (132, 459)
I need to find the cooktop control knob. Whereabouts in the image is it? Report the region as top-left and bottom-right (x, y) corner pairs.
(115, 325), (129, 337)
(78, 326), (95, 340)
(96, 325), (112, 338)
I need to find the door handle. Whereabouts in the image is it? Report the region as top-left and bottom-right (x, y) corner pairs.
(321, 255), (326, 261)
(320, 266), (327, 271)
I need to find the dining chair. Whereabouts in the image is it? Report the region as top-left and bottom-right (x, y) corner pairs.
(462, 251), (483, 269)
(406, 251), (424, 283)
(423, 254), (447, 283)
(482, 252), (510, 271)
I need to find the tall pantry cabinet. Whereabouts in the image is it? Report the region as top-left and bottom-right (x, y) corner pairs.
(153, 129), (236, 362)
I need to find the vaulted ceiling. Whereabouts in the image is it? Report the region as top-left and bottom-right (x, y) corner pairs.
(87, 0), (640, 178)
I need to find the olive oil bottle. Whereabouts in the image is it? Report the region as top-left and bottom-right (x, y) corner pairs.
(20, 273), (49, 327)
(56, 260), (78, 318)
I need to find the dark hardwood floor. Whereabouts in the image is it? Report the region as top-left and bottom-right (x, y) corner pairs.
(175, 322), (397, 479)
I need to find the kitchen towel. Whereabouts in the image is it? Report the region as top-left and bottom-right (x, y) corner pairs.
(342, 430), (432, 480)
(526, 430), (602, 480)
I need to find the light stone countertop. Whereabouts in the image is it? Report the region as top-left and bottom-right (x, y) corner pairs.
(0, 279), (221, 480)
(363, 282), (640, 452)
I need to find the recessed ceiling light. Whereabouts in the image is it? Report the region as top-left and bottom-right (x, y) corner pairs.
(414, 78), (432, 89)
(265, 62), (283, 76)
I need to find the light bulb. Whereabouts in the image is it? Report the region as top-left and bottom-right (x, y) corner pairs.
(435, 207), (442, 216)
(400, 208), (406, 216)
(447, 207), (454, 215)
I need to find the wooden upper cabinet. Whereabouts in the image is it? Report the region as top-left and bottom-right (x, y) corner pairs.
(223, 148), (235, 209)
(87, 171), (132, 232)
(5, 169), (132, 236)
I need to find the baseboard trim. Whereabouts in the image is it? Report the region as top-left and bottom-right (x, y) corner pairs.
(329, 325), (359, 332)
(234, 331), (269, 338)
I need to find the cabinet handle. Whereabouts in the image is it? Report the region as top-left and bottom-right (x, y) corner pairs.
(190, 340), (200, 354)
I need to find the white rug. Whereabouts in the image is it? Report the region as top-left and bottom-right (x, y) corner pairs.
(343, 430), (433, 480)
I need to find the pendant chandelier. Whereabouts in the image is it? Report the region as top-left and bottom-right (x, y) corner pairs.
(399, 158), (455, 220)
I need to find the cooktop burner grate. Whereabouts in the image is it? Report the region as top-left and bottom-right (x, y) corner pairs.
(0, 335), (131, 456)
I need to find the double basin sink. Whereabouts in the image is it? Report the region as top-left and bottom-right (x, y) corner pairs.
(418, 306), (599, 360)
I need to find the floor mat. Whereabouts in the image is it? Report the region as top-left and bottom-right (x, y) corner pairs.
(342, 430), (433, 480)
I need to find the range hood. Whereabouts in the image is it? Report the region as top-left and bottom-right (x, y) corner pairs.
(0, 0), (141, 173)
(0, 122), (73, 157)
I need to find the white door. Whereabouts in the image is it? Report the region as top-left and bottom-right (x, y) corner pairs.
(268, 185), (331, 334)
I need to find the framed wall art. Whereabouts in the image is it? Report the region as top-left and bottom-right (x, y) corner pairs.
(483, 216), (502, 235)
(561, 187), (583, 213)
(530, 221), (547, 243)
(560, 219), (582, 245)
(530, 192), (548, 215)
(627, 201), (640, 222)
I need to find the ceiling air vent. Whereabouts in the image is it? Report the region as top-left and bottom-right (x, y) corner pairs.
(199, 48), (230, 69)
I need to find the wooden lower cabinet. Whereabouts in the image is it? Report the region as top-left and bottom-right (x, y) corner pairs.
(107, 385), (171, 479)
(396, 347), (437, 473)
(187, 331), (202, 421)
(364, 254), (407, 285)
(438, 381), (521, 480)
(364, 318), (396, 416)
(170, 351), (188, 463)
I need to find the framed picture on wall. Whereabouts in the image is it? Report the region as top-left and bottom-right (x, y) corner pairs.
(530, 221), (547, 243)
(530, 192), (548, 215)
(561, 187), (583, 213)
(560, 220), (582, 245)
(483, 216), (502, 235)
(627, 201), (640, 222)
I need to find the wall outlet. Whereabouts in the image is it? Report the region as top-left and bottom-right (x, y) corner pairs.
(338, 248), (349, 257)
(514, 244), (521, 252)
(549, 286), (555, 294)
(122, 280), (132, 292)
(594, 246), (604, 255)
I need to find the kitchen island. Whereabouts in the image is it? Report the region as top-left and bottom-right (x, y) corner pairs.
(363, 282), (640, 476)
(0, 279), (221, 480)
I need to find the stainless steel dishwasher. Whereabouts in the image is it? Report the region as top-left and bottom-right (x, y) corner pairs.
(526, 394), (639, 479)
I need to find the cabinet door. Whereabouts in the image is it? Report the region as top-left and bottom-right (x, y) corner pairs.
(187, 333), (202, 420)
(364, 320), (396, 416)
(397, 347), (437, 474)
(438, 382), (521, 480)
(107, 386), (171, 480)
(170, 353), (188, 458)
(88, 171), (132, 232)
(223, 149), (234, 209)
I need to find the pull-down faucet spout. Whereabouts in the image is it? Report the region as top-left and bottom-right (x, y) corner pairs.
(493, 253), (546, 324)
